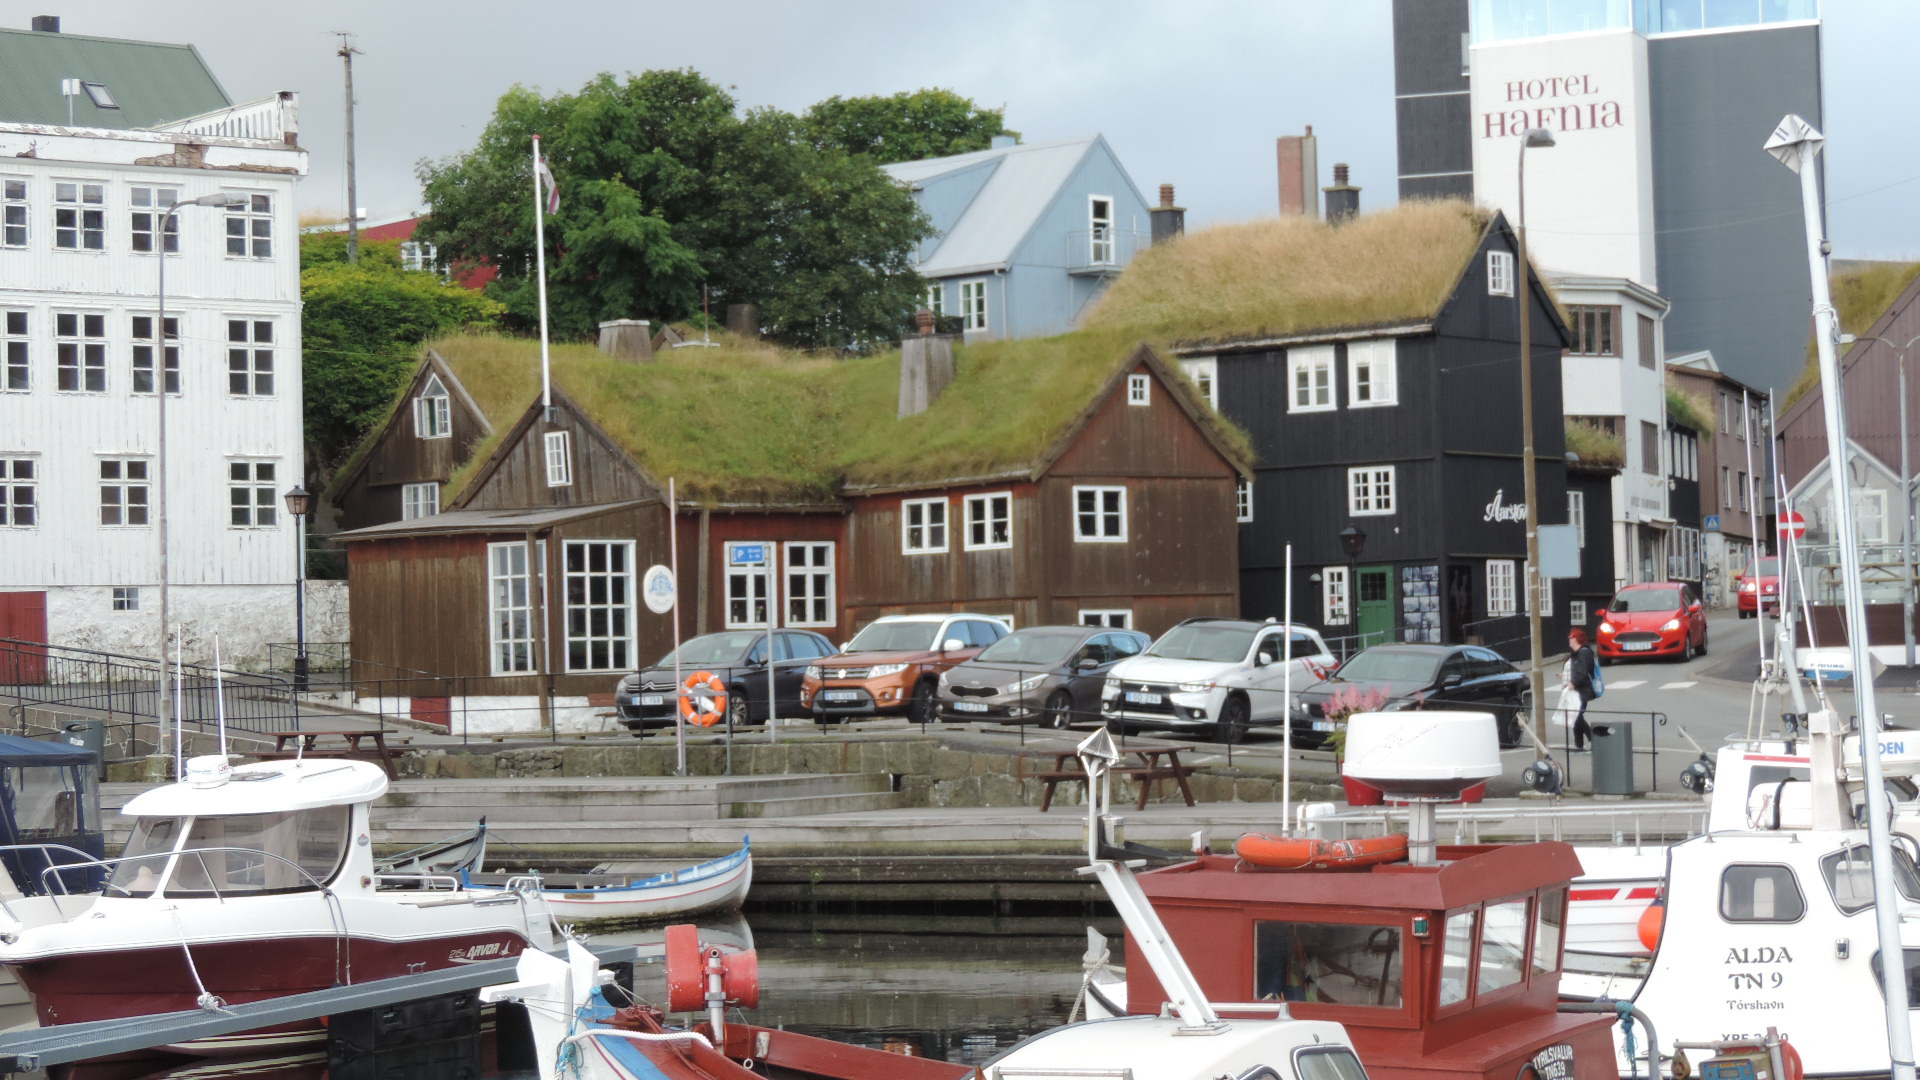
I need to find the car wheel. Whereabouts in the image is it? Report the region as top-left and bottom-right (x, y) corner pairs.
(1218, 695), (1250, 745)
(911, 681), (938, 725)
(728, 692), (749, 730)
(1042, 690), (1073, 730)
(1499, 701), (1524, 750)
(1679, 636), (1694, 663)
(1697, 629), (1708, 656)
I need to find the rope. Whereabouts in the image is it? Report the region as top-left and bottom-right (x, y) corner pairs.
(1613, 1000), (1639, 1078)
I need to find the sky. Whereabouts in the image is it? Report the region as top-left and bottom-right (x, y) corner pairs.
(14, 0), (1920, 260)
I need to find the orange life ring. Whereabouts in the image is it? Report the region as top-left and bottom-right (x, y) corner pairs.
(679, 670), (728, 727)
(1235, 833), (1408, 870)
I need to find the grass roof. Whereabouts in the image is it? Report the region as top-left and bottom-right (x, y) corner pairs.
(1666, 384), (1712, 434)
(1081, 199), (1493, 344)
(1566, 419), (1625, 469)
(1784, 260), (1920, 409)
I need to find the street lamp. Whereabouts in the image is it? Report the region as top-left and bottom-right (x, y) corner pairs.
(1846, 332), (1920, 666)
(283, 486), (311, 692)
(1516, 126), (1555, 738)
(1339, 525), (1367, 644)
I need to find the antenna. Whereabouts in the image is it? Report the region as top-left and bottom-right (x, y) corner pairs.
(334, 32), (363, 263)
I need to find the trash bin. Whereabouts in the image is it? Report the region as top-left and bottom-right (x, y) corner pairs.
(62, 719), (105, 781)
(1590, 722), (1633, 796)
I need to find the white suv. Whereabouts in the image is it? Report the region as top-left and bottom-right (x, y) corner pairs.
(1101, 617), (1334, 744)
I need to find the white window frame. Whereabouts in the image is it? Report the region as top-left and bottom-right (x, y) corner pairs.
(129, 186), (180, 254)
(131, 314), (180, 396)
(1487, 250), (1514, 297)
(1080, 609), (1133, 629)
(416, 374), (452, 439)
(3, 309), (29, 392)
(1570, 599), (1588, 626)
(562, 539), (635, 673)
(1568, 489), (1586, 548)
(55, 311), (107, 393)
(399, 239), (436, 272)
(1127, 373), (1150, 406)
(1288, 345), (1335, 413)
(1347, 339), (1398, 407)
(1072, 485), (1128, 543)
(784, 541), (836, 628)
(1089, 194), (1115, 265)
(98, 457), (149, 527)
(1348, 465), (1396, 516)
(224, 192), (273, 259)
(960, 279), (988, 332)
(112, 586), (140, 612)
(1856, 489), (1889, 545)
(226, 318), (275, 397)
(1180, 356), (1218, 408)
(1323, 565), (1351, 625)
(1236, 477), (1253, 523)
(1, 177), (25, 248)
(487, 541), (542, 675)
(402, 482), (439, 520)
(902, 497), (949, 554)
(963, 492), (1012, 551)
(1487, 559), (1517, 617)
(227, 459), (279, 529)
(924, 282), (944, 317)
(53, 181), (105, 251)
(544, 430), (572, 488)
(725, 559), (770, 629)
(0, 456), (36, 528)
(1523, 561), (1552, 617)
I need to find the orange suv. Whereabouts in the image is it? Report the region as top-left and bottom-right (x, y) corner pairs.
(801, 613), (1009, 724)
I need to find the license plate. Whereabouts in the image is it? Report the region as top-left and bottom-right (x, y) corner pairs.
(1313, 720), (1335, 732)
(638, 694), (662, 707)
(1623, 642), (1653, 652)
(953, 701), (988, 713)
(1124, 691), (1162, 704)
(823, 690), (861, 701)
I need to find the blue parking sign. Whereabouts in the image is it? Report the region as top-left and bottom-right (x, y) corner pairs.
(728, 543), (767, 566)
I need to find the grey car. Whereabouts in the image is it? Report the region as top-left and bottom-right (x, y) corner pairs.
(936, 625), (1150, 728)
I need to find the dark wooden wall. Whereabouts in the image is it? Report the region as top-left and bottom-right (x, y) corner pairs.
(461, 402), (658, 511)
(333, 363), (492, 532)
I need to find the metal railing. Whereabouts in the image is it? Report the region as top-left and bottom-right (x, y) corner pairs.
(0, 637), (296, 736)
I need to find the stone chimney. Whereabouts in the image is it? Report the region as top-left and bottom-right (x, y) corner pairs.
(1149, 184), (1186, 245)
(596, 319), (653, 362)
(31, 15), (59, 32)
(898, 311), (955, 418)
(1324, 163), (1360, 223)
(725, 303), (760, 339)
(1276, 126), (1319, 218)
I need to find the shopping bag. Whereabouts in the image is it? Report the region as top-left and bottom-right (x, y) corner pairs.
(1551, 686), (1581, 729)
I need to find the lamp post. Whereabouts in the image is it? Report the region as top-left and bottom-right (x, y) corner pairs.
(1516, 126), (1556, 736)
(1339, 524), (1367, 648)
(1848, 333), (1920, 666)
(283, 486), (311, 692)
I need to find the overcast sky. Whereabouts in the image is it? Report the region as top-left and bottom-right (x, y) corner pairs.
(18, 1), (1920, 259)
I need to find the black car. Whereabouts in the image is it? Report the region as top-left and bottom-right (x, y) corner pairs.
(1290, 643), (1531, 750)
(936, 625), (1150, 728)
(614, 629), (837, 733)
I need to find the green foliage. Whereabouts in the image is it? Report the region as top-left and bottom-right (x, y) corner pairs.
(414, 70), (933, 352)
(1665, 385), (1712, 433)
(300, 232), (404, 272)
(803, 88), (1015, 164)
(1565, 419), (1625, 468)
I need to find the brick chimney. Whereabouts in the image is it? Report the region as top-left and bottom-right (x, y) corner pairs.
(1149, 184), (1185, 245)
(1324, 163), (1360, 223)
(1276, 126), (1319, 218)
(30, 15), (59, 32)
(898, 314), (955, 418)
(596, 319), (653, 362)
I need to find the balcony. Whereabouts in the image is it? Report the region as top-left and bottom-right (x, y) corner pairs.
(1065, 227), (1146, 277)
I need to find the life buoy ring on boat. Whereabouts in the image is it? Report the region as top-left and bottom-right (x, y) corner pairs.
(1235, 833), (1409, 870)
(679, 671), (728, 727)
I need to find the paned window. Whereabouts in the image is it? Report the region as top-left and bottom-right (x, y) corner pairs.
(923, 283), (943, 316)
(1237, 478), (1253, 523)
(2, 178), (25, 247)
(1323, 565), (1350, 625)
(1638, 312), (1657, 369)
(227, 319), (275, 396)
(487, 542), (541, 674)
(0, 458), (35, 527)
(1640, 421), (1659, 475)
(1737, 470), (1750, 512)
(1347, 339), (1398, 406)
(1722, 466), (1733, 509)
(1568, 490), (1585, 547)
(1127, 373), (1150, 405)
(1568, 306), (1618, 356)
(1080, 609), (1132, 629)
(964, 492), (1011, 550)
(131, 315), (180, 394)
(54, 182), (105, 250)
(1487, 250), (1514, 297)
(99, 458), (149, 526)
(961, 280), (988, 332)
(1856, 489), (1887, 544)
(416, 374), (452, 439)
(1348, 465), (1395, 515)
(564, 540), (633, 672)
(1289, 346), (1335, 412)
(1569, 599), (1588, 626)
(399, 240), (436, 272)
(1487, 560), (1517, 617)
(228, 460), (278, 528)
(112, 587), (140, 611)
(1181, 356), (1218, 408)
(1089, 195), (1115, 264)
(903, 497), (948, 554)
(129, 186), (179, 253)
(402, 482), (439, 520)
(785, 542), (835, 627)
(56, 312), (106, 392)
(726, 560), (769, 629)
(3, 310), (27, 391)
(544, 430), (572, 487)
(224, 193), (272, 258)
(1073, 486), (1126, 542)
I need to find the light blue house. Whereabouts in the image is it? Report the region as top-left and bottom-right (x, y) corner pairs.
(884, 135), (1154, 341)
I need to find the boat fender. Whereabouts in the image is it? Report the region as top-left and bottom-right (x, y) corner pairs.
(1635, 894), (1665, 953)
(665, 923), (760, 1012)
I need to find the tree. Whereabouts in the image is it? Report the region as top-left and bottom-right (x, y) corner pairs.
(804, 88), (1016, 165)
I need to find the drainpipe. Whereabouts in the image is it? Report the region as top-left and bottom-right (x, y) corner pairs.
(527, 528), (552, 735)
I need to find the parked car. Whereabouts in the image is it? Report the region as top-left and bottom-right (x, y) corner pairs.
(1737, 557), (1781, 618)
(1099, 617), (1334, 744)
(800, 613), (1010, 724)
(937, 625), (1151, 728)
(1597, 581), (1708, 662)
(1289, 643), (1531, 750)
(614, 629), (837, 733)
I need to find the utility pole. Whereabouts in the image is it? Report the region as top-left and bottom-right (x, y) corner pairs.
(335, 32), (362, 263)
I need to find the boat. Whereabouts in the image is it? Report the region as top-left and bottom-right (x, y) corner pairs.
(460, 839), (753, 924)
(372, 817), (489, 877)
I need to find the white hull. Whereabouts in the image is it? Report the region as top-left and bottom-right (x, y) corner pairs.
(466, 843), (752, 925)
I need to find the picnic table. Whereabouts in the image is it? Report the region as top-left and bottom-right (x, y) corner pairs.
(1019, 743), (1202, 812)
(257, 729), (398, 778)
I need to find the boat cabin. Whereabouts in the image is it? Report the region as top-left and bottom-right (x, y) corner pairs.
(0, 735), (104, 896)
(1127, 842), (1619, 1080)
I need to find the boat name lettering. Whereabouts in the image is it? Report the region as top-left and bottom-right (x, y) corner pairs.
(1727, 971), (1785, 990)
(1530, 1044), (1576, 1080)
(1484, 489), (1527, 523)
(449, 941), (513, 962)
(1723, 999), (1786, 1011)
(1723, 946), (1792, 964)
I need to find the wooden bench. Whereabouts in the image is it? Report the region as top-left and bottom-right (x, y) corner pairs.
(1021, 744), (1205, 811)
(255, 729), (398, 778)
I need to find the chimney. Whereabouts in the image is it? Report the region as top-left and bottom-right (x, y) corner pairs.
(1149, 183), (1185, 245)
(30, 15), (58, 32)
(990, 134), (1017, 150)
(1324, 163), (1360, 223)
(596, 319), (653, 363)
(898, 318), (956, 418)
(1276, 126), (1319, 218)
(725, 302), (760, 339)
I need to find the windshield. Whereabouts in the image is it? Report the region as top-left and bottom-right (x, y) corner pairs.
(1611, 588), (1682, 612)
(976, 630), (1079, 666)
(1335, 649), (1440, 684)
(846, 620), (941, 652)
(105, 817), (180, 897)
(1746, 558), (1780, 578)
(657, 632), (760, 667)
(1147, 623), (1256, 664)
(109, 807), (352, 898)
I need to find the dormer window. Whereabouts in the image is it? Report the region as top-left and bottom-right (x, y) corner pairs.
(1487, 251), (1514, 297)
(544, 430), (572, 487)
(415, 374), (451, 439)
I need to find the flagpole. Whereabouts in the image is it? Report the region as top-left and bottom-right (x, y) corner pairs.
(532, 134), (553, 420)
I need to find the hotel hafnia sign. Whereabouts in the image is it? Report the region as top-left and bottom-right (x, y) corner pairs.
(1482, 74), (1623, 139)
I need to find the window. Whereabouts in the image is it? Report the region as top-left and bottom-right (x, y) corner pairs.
(1073, 486), (1126, 542)
(1127, 373), (1150, 406)
(1640, 421), (1659, 475)
(487, 542), (541, 674)
(1737, 470), (1749, 512)
(55, 312), (107, 393)
(1237, 478), (1253, 523)
(3, 310), (27, 391)
(963, 492), (1011, 550)
(224, 193), (272, 258)
(923, 283), (944, 316)
(1821, 845), (1920, 916)
(1856, 489), (1888, 544)
(563, 540), (633, 672)
(53, 182), (105, 251)
(227, 319), (275, 396)
(1479, 898), (1530, 995)
(1638, 313), (1656, 369)
(129, 186), (179, 253)
(402, 482), (439, 520)
(1348, 465), (1395, 515)
(1439, 908), (1479, 1007)
(1567, 306), (1618, 356)
(1568, 490), (1586, 548)
(902, 497), (948, 554)
(112, 586), (140, 611)
(1569, 599), (1588, 626)
(1181, 356), (1218, 408)
(1323, 565), (1350, 625)
(726, 561), (769, 629)
(1487, 560), (1517, 617)
(2, 178), (25, 247)
(1487, 250), (1514, 297)
(1533, 887), (1567, 974)
(0, 458), (34, 527)
(1253, 920), (1404, 1007)
(80, 82), (117, 109)
(99, 458), (149, 526)
(1722, 466), (1733, 509)
(1080, 609), (1133, 629)
(1297, 1047), (1371, 1080)
(228, 460), (278, 528)
(1347, 339), (1397, 407)
(960, 280), (988, 332)
(784, 542), (835, 627)
(131, 315), (180, 395)
(1289, 346), (1335, 412)
(1089, 195), (1115, 264)
(544, 430), (572, 487)
(416, 374), (452, 439)
(1719, 864), (1806, 922)
(399, 240), (435, 272)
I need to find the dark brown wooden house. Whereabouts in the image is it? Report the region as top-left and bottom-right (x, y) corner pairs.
(328, 352), (496, 532)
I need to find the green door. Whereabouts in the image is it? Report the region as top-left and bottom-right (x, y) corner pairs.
(1356, 566), (1394, 649)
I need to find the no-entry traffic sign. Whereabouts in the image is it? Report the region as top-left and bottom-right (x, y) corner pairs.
(1779, 510), (1806, 540)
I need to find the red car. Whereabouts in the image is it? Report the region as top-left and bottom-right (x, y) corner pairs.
(1597, 582), (1708, 663)
(1737, 557), (1781, 618)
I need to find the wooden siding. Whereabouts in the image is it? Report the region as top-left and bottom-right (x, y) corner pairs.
(334, 361), (492, 532)
(1778, 274), (1920, 490)
(461, 400), (659, 511)
(689, 511), (849, 645)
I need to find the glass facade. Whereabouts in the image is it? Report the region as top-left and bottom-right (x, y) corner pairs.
(1473, 0), (1815, 41)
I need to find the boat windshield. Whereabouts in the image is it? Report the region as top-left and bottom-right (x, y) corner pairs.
(1147, 624), (1255, 664)
(846, 621), (941, 653)
(106, 807), (351, 898)
(976, 630), (1079, 666)
(1253, 921), (1403, 1008)
(1295, 1047), (1368, 1080)
(1822, 844), (1920, 915)
(105, 816), (180, 898)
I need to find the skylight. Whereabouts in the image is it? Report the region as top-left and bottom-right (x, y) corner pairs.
(81, 82), (118, 110)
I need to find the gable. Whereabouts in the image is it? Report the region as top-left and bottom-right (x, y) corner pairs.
(909, 137), (1099, 277)
(909, 158), (1000, 265)
(1044, 354), (1242, 481)
(457, 394), (660, 512)
(1010, 137), (1150, 272)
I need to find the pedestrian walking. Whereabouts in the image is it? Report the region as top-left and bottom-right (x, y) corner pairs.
(1564, 628), (1599, 750)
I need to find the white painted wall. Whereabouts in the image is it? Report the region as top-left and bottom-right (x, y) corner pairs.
(356, 694), (621, 736)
